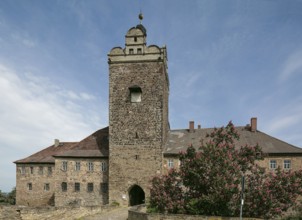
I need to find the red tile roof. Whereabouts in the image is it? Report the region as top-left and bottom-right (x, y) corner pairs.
(14, 127), (109, 164)
(164, 126), (302, 155)
(14, 142), (77, 164)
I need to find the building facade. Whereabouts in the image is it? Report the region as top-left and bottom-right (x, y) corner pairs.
(14, 19), (302, 207)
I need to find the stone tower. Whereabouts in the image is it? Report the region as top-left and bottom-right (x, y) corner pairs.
(108, 18), (169, 206)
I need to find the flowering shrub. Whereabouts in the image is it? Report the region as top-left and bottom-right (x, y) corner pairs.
(148, 122), (302, 219)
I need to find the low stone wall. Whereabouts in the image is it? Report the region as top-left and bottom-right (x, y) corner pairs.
(128, 205), (263, 220)
(0, 205), (116, 220)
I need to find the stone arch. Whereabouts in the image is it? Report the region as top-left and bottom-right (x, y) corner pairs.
(128, 184), (145, 206)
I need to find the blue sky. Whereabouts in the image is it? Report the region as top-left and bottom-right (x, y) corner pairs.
(1, 0), (302, 192)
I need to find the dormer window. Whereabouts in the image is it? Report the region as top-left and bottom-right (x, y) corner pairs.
(129, 85), (142, 103)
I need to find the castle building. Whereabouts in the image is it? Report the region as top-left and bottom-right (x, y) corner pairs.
(14, 18), (302, 207)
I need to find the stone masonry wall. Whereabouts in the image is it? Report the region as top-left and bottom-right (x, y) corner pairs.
(16, 164), (55, 206)
(257, 155), (302, 172)
(54, 158), (108, 207)
(128, 206), (263, 220)
(109, 61), (169, 206)
(109, 62), (169, 146)
(163, 155), (302, 174)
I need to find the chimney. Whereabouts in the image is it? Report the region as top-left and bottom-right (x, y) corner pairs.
(251, 117), (257, 132)
(189, 121), (194, 132)
(54, 139), (60, 147)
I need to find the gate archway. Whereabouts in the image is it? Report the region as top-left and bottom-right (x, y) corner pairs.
(129, 185), (145, 206)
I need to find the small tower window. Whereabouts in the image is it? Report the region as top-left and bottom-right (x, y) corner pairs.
(129, 85), (142, 103)
(134, 37), (137, 42)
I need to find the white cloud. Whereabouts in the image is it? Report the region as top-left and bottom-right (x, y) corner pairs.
(0, 64), (103, 192)
(279, 50), (302, 82)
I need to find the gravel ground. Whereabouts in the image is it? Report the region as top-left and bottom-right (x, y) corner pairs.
(83, 206), (129, 220)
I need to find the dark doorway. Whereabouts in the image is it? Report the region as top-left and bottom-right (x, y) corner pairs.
(129, 185), (145, 206)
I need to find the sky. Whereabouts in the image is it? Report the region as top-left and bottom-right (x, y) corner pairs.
(0, 0), (302, 192)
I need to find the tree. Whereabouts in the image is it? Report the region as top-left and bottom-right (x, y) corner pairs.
(0, 187), (16, 205)
(148, 122), (302, 219)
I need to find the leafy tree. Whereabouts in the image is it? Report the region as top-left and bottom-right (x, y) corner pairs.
(7, 187), (16, 205)
(148, 122), (302, 219)
(0, 187), (16, 205)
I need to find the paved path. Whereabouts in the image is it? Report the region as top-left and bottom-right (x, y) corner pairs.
(83, 206), (129, 220)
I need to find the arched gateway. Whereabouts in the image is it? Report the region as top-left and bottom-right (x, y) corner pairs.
(129, 185), (145, 206)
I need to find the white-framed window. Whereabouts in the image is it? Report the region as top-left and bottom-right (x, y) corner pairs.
(101, 162), (107, 172)
(168, 159), (174, 168)
(88, 162), (94, 171)
(44, 183), (50, 191)
(62, 161), (68, 171)
(75, 162), (81, 171)
(284, 160), (291, 170)
(270, 160), (277, 170)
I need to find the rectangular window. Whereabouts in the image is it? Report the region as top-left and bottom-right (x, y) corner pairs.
(101, 162), (107, 172)
(270, 160), (277, 169)
(62, 161), (68, 171)
(75, 162), (81, 171)
(28, 183), (32, 190)
(61, 182), (67, 192)
(284, 160), (291, 169)
(39, 166), (43, 175)
(129, 48), (134, 54)
(75, 182), (80, 192)
(30, 167), (34, 174)
(88, 162), (94, 171)
(44, 183), (50, 191)
(137, 48), (142, 54)
(87, 183), (94, 192)
(48, 167), (52, 175)
(21, 166), (26, 175)
(168, 159), (174, 168)
(101, 183), (108, 194)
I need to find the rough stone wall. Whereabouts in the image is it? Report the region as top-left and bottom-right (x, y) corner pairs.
(128, 206), (263, 220)
(109, 62), (169, 146)
(256, 155), (302, 172)
(109, 147), (163, 205)
(54, 158), (108, 207)
(108, 61), (169, 205)
(15, 164), (55, 206)
(163, 155), (302, 174)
